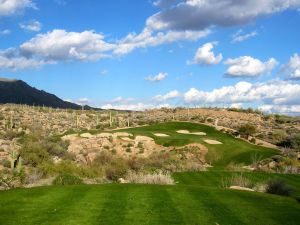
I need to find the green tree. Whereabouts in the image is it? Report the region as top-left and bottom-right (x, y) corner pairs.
(238, 123), (256, 139)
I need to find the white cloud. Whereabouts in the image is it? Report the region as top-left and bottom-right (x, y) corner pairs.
(0, 0), (36, 16)
(282, 53), (300, 79)
(230, 103), (243, 109)
(0, 29), (10, 35)
(188, 42), (222, 65)
(19, 20), (42, 32)
(183, 80), (300, 107)
(154, 90), (181, 101)
(0, 28), (210, 71)
(20, 29), (115, 61)
(225, 56), (278, 77)
(107, 96), (134, 104)
(146, 0), (300, 31)
(0, 53), (49, 70)
(232, 30), (257, 43)
(76, 98), (90, 105)
(145, 72), (168, 82)
(114, 28), (210, 55)
(101, 103), (170, 111)
(259, 105), (300, 114)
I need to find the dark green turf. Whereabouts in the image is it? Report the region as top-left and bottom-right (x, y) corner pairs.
(120, 122), (278, 167)
(0, 184), (300, 225)
(173, 171), (300, 198)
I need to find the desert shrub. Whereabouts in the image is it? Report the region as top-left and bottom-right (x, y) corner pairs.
(250, 137), (256, 144)
(226, 162), (245, 171)
(1, 159), (11, 168)
(277, 134), (300, 150)
(128, 157), (145, 171)
(1, 130), (25, 140)
(53, 173), (83, 185)
(265, 180), (293, 196)
(0, 171), (26, 189)
(105, 158), (128, 181)
(125, 171), (174, 185)
(20, 141), (50, 167)
(289, 134), (300, 150)
(25, 168), (44, 184)
(223, 173), (254, 189)
(111, 149), (117, 155)
(206, 118), (213, 123)
(93, 151), (113, 166)
(238, 123), (256, 139)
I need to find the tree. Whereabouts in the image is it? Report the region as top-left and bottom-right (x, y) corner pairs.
(238, 123), (256, 139)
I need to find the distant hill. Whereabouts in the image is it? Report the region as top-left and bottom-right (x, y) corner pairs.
(0, 78), (88, 109)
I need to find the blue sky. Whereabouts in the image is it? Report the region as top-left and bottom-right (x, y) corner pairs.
(1, 0), (300, 114)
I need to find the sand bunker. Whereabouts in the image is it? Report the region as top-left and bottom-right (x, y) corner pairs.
(120, 137), (134, 142)
(177, 130), (189, 134)
(203, 139), (222, 145)
(176, 130), (206, 136)
(191, 132), (206, 136)
(135, 136), (154, 142)
(229, 186), (254, 192)
(153, 133), (170, 137)
(113, 132), (132, 137)
(96, 133), (112, 138)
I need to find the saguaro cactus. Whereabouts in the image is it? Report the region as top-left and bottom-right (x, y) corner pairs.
(17, 156), (22, 172)
(109, 111), (113, 127)
(9, 150), (18, 171)
(9, 114), (13, 129)
(76, 114), (79, 128)
(96, 114), (99, 126)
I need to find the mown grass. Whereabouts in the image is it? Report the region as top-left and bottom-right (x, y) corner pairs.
(0, 183), (300, 225)
(121, 122), (278, 167)
(173, 171), (300, 199)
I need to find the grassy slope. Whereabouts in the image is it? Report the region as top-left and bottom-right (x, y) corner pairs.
(120, 122), (278, 167)
(0, 184), (300, 225)
(173, 171), (300, 198)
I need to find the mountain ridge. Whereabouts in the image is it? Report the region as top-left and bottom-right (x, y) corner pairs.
(0, 78), (90, 109)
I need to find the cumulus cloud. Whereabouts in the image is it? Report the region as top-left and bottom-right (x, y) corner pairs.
(0, 0), (36, 16)
(19, 20), (42, 32)
(152, 0), (181, 8)
(101, 103), (170, 111)
(154, 90), (181, 101)
(114, 28), (210, 55)
(183, 80), (300, 109)
(0, 52), (49, 70)
(282, 53), (300, 80)
(145, 72), (168, 82)
(147, 0), (300, 31)
(225, 56), (278, 77)
(0, 27), (211, 71)
(188, 42), (222, 65)
(20, 29), (115, 61)
(231, 30), (257, 43)
(259, 104), (300, 114)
